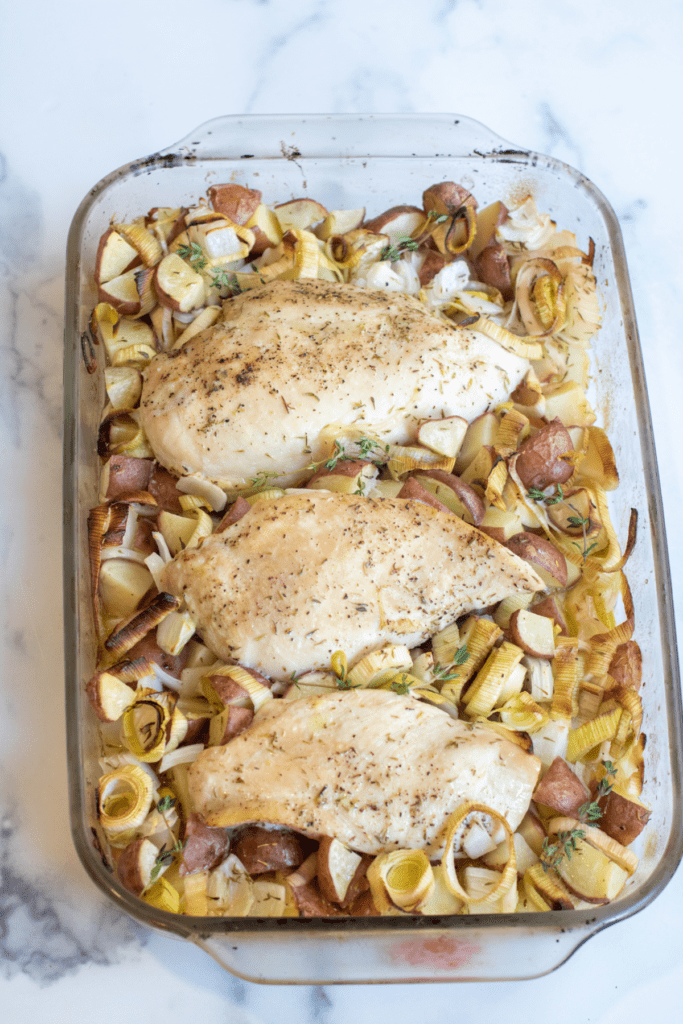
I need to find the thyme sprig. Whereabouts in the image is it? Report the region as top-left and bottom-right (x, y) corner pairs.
(541, 761), (617, 871)
(176, 242), (208, 271)
(324, 436), (389, 471)
(380, 236), (420, 262)
(150, 839), (185, 883)
(432, 646), (470, 681)
(527, 484), (564, 506)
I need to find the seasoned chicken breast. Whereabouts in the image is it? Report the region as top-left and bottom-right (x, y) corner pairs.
(188, 689), (541, 856)
(140, 279), (529, 491)
(160, 492), (543, 679)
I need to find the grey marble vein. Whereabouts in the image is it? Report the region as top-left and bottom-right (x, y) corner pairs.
(0, 810), (146, 985)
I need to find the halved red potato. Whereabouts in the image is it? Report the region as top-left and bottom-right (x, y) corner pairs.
(422, 181), (476, 215)
(117, 838), (157, 895)
(317, 837), (363, 904)
(180, 813), (229, 875)
(478, 506), (523, 544)
(208, 183), (262, 225)
(147, 465), (184, 513)
(508, 608), (556, 658)
(468, 200), (508, 261)
(609, 641), (642, 692)
(315, 208), (365, 240)
(530, 594), (569, 635)
(514, 418), (574, 492)
(363, 204), (425, 242)
(454, 412), (499, 472)
(95, 228), (140, 284)
(103, 455), (153, 500)
(98, 268), (142, 316)
(506, 532), (568, 589)
(397, 476), (451, 514)
(307, 459), (378, 495)
(274, 198), (329, 233)
(598, 791), (651, 846)
(231, 826), (304, 875)
(472, 242), (512, 301)
(154, 253), (205, 312)
(417, 416), (468, 459)
(246, 203), (283, 255)
(418, 250), (447, 286)
(533, 757), (589, 816)
(413, 469), (485, 525)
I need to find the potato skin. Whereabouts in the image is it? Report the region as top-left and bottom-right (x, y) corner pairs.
(506, 531), (568, 588)
(208, 183), (262, 226)
(397, 476), (452, 514)
(180, 813), (229, 875)
(533, 757), (589, 816)
(473, 242), (512, 301)
(515, 418), (574, 492)
(231, 826), (303, 875)
(609, 641), (642, 692)
(414, 469), (485, 525)
(148, 464), (184, 512)
(290, 880), (343, 917)
(216, 496), (251, 533)
(530, 594), (569, 635)
(105, 455), (153, 500)
(598, 791), (651, 846)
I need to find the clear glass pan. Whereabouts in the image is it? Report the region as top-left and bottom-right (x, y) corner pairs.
(64, 113), (683, 984)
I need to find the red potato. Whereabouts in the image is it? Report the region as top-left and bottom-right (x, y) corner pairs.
(340, 853), (373, 909)
(209, 705), (254, 745)
(478, 506), (523, 544)
(97, 268), (142, 317)
(180, 813), (229, 875)
(472, 242), (513, 301)
(418, 249), (446, 286)
(153, 253), (205, 313)
(416, 416), (468, 459)
(307, 459), (378, 494)
(517, 810), (546, 857)
(216, 496), (251, 533)
(514, 418), (574, 492)
(231, 826), (304, 875)
(530, 594), (569, 636)
(413, 468), (485, 525)
(346, 889), (380, 916)
(468, 200), (508, 261)
(314, 208), (366, 240)
(117, 838), (158, 895)
(397, 476), (452, 514)
(597, 791), (651, 846)
(274, 198), (329, 232)
(208, 183), (262, 225)
(85, 670), (136, 723)
(533, 757), (589, 816)
(363, 204), (425, 242)
(609, 640), (642, 692)
(290, 880), (344, 917)
(506, 532), (568, 589)
(316, 837), (363, 904)
(95, 228), (140, 285)
(246, 203), (283, 255)
(422, 181), (477, 215)
(126, 630), (189, 677)
(454, 412), (499, 472)
(508, 608), (556, 659)
(148, 465), (184, 512)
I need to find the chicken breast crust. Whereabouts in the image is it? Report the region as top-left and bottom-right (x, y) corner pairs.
(139, 279), (529, 491)
(188, 689), (541, 857)
(160, 492), (543, 679)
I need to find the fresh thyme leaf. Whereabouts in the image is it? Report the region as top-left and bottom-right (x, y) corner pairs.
(432, 647), (469, 681)
(390, 675), (412, 695)
(249, 470), (280, 488)
(336, 676), (360, 690)
(150, 839), (185, 883)
(380, 236), (420, 262)
(176, 242), (208, 271)
(427, 211), (450, 224)
(541, 828), (585, 871)
(325, 436), (387, 471)
(527, 484), (564, 505)
(157, 795), (175, 813)
(211, 267), (241, 291)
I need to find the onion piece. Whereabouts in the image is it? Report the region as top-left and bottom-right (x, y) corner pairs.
(367, 849), (434, 913)
(441, 802), (516, 904)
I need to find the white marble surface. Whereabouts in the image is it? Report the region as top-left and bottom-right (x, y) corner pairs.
(1, 0), (682, 1018)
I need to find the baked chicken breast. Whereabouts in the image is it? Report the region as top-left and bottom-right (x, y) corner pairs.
(140, 279), (529, 491)
(188, 689), (541, 857)
(160, 492), (543, 680)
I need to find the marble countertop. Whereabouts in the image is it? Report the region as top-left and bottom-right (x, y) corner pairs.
(2, 0), (682, 1019)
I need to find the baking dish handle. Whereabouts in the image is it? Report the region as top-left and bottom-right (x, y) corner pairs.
(158, 113), (525, 164)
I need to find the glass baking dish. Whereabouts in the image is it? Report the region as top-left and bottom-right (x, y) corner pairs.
(63, 113), (683, 984)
